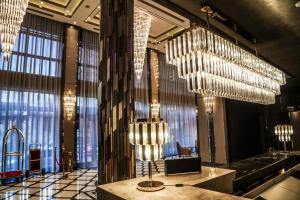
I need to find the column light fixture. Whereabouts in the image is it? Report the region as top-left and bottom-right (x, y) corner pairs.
(63, 90), (77, 120)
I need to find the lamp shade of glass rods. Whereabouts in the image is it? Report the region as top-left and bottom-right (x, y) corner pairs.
(129, 121), (169, 145)
(275, 124), (293, 142)
(165, 26), (286, 105)
(129, 120), (169, 192)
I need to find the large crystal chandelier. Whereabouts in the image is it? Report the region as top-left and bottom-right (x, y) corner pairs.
(134, 7), (151, 81)
(165, 26), (286, 104)
(0, 0), (28, 59)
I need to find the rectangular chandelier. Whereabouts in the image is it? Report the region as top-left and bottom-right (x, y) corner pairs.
(165, 26), (286, 104)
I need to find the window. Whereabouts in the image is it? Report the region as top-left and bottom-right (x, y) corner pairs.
(0, 14), (64, 173)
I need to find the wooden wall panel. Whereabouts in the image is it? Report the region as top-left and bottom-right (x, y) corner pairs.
(98, 0), (135, 184)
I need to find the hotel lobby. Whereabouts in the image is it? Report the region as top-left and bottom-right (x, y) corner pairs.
(0, 0), (300, 199)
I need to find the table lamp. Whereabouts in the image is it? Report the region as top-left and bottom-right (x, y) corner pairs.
(274, 124), (293, 152)
(129, 119), (169, 192)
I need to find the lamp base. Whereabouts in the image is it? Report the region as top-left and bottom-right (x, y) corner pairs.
(137, 180), (165, 192)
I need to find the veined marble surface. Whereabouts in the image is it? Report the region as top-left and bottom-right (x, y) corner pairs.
(98, 166), (249, 200)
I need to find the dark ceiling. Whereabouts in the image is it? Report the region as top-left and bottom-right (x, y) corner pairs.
(156, 0), (300, 88)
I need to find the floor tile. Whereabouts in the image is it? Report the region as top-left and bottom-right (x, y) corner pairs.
(74, 192), (92, 200)
(82, 173), (96, 177)
(1, 186), (23, 193)
(77, 177), (93, 181)
(71, 180), (90, 185)
(14, 181), (35, 187)
(17, 187), (40, 195)
(35, 187), (59, 197)
(29, 182), (51, 188)
(55, 179), (74, 184)
(69, 171), (85, 176)
(64, 184), (85, 191)
(26, 177), (45, 182)
(28, 197), (42, 200)
(86, 169), (97, 173)
(5, 194), (30, 200)
(87, 181), (96, 186)
(0, 193), (13, 199)
(47, 174), (63, 179)
(0, 185), (9, 191)
(81, 186), (96, 192)
(85, 191), (97, 199)
(46, 183), (68, 190)
(39, 178), (57, 183)
(54, 190), (79, 198)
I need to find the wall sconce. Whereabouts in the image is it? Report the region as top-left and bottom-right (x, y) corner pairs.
(63, 90), (76, 120)
(203, 96), (214, 114)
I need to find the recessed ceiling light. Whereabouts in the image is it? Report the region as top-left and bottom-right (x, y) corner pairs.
(98, 6), (100, 9)
(87, 17), (90, 20)
(296, 1), (300, 7)
(66, 10), (70, 13)
(73, 21), (76, 24)
(40, 1), (44, 4)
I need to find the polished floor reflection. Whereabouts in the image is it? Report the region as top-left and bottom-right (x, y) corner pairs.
(257, 174), (300, 200)
(0, 169), (97, 200)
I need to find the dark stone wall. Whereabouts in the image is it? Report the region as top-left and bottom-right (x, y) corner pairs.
(225, 99), (266, 163)
(291, 111), (300, 150)
(98, 0), (135, 184)
(226, 98), (300, 163)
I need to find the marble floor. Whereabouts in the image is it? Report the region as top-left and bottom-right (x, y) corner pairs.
(257, 173), (300, 200)
(0, 169), (97, 200)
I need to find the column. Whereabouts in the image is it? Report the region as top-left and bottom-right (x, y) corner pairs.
(98, 0), (135, 184)
(61, 25), (79, 165)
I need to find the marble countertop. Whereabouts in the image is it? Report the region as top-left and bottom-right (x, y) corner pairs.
(97, 166), (249, 200)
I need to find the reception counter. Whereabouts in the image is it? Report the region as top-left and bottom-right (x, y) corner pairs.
(97, 166), (249, 200)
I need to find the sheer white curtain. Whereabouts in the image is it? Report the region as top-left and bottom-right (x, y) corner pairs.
(159, 53), (197, 156)
(0, 14), (63, 172)
(77, 30), (99, 168)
